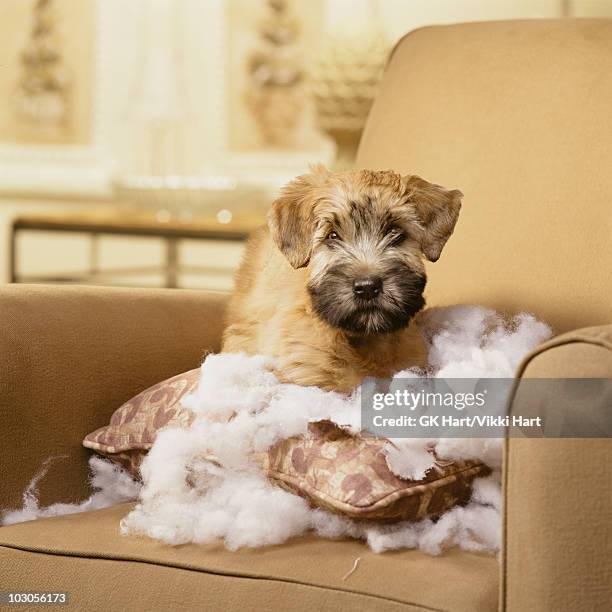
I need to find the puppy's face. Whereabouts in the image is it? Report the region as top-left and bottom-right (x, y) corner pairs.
(268, 166), (462, 336)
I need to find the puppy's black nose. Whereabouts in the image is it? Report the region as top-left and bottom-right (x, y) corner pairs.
(353, 276), (383, 300)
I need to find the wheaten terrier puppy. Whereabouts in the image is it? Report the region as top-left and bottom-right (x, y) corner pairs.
(222, 165), (462, 392)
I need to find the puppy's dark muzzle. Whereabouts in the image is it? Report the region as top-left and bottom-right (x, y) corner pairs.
(353, 276), (383, 300)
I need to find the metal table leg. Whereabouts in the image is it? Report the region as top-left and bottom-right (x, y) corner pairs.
(9, 224), (18, 283)
(166, 237), (179, 288)
(89, 233), (99, 276)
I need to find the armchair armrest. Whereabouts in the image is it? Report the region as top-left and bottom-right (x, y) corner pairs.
(502, 325), (612, 611)
(0, 285), (227, 511)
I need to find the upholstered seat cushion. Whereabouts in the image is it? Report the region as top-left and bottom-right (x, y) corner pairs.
(0, 504), (498, 612)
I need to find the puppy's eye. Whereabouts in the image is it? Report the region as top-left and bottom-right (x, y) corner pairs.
(385, 227), (405, 245)
(326, 230), (340, 241)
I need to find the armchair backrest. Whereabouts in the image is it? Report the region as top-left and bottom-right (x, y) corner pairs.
(357, 19), (612, 333)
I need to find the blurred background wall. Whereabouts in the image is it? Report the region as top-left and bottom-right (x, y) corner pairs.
(1, 0), (610, 291)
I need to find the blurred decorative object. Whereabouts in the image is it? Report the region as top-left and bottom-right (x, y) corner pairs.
(121, 0), (187, 178)
(245, 0), (304, 147)
(113, 0), (282, 222)
(115, 0), (193, 216)
(14, 0), (70, 127)
(114, 174), (271, 221)
(310, 0), (389, 169)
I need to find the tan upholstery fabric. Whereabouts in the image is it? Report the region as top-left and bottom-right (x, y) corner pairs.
(0, 503), (499, 612)
(358, 19), (612, 334)
(0, 548), (411, 612)
(503, 324), (612, 612)
(0, 285), (227, 511)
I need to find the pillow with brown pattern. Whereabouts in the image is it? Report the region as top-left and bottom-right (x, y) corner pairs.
(84, 373), (489, 522)
(83, 369), (199, 476)
(261, 420), (489, 521)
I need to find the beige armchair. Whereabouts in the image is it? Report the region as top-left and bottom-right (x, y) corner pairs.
(1, 19), (611, 611)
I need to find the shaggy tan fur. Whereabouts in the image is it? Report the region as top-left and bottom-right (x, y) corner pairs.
(222, 166), (462, 392)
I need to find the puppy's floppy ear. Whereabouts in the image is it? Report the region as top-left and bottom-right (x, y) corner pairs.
(403, 175), (463, 262)
(268, 165), (329, 268)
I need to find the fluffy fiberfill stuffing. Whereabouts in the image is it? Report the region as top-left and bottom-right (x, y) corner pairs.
(2, 305), (551, 556)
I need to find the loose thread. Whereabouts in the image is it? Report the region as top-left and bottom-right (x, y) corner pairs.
(341, 556), (362, 580)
